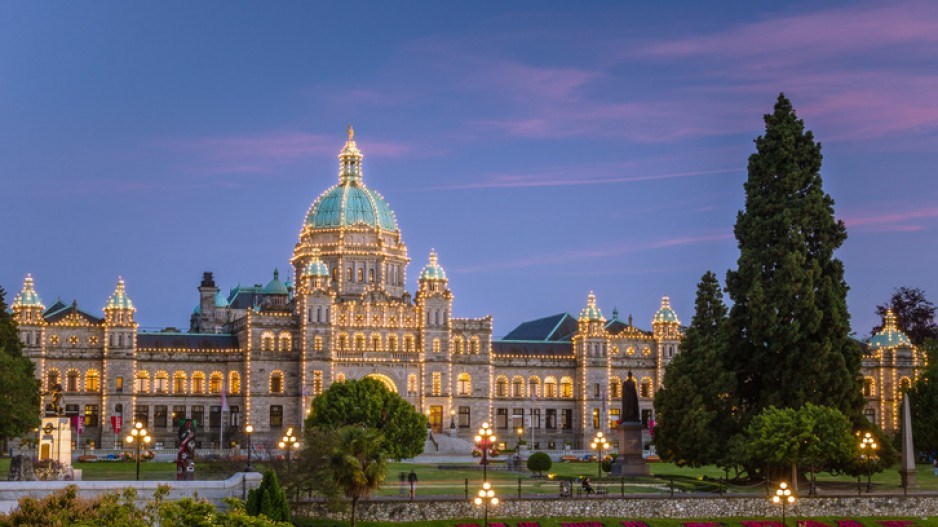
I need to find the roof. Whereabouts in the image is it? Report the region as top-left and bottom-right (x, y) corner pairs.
(502, 313), (578, 342)
(263, 269), (289, 295)
(869, 309), (913, 349)
(306, 183), (398, 231)
(227, 284), (265, 310)
(44, 300), (103, 325)
(492, 340), (574, 357)
(12, 274), (44, 309)
(137, 332), (239, 350)
(419, 250), (447, 281)
(578, 291), (605, 322)
(105, 278), (134, 311)
(653, 296), (680, 324)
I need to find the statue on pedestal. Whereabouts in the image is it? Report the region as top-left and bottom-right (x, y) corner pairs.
(611, 370), (650, 477)
(621, 372), (640, 423)
(176, 419), (197, 481)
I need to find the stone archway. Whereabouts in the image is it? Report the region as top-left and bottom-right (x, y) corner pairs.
(365, 373), (398, 394)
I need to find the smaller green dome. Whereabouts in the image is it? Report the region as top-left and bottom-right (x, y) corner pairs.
(192, 304), (201, 315)
(263, 269), (289, 295)
(579, 291), (605, 322)
(105, 278), (134, 311)
(653, 296), (680, 324)
(419, 249), (447, 281)
(12, 274), (44, 309)
(303, 250), (330, 278)
(870, 309), (913, 348)
(215, 290), (229, 308)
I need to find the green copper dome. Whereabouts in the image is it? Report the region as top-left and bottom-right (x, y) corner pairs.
(869, 309), (913, 348)
(419, 250), (447, 281)
(13, 274), (44, 309)
(653, 296), (680, 324)
(578, 291), (605, 322)
(105, 278), (134, 311)
(303, 258), (329, 278)
(263, 269), (289, 295)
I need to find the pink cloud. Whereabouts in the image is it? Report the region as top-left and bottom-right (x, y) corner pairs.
(429, 166), (736, 190)
(843, 207), (938, 231)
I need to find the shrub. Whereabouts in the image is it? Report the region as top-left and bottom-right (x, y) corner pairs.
(526, 452), (552, 475)
(246, 470), (291, 522)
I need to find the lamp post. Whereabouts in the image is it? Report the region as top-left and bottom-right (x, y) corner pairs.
(124, 421), (151, 481)
(475, 422), (496, 481)
(590, 431), (609, 478)
(860, 432), (878, 492)
(244, 424), (254, 471)
(450, 409), (456, 429)
(473, 481), (499, 527)
(771, 481), (795, 526)
(278, 427), (300, 464)
(516, 427), (524, 451)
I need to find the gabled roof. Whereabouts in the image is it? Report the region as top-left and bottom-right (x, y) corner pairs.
(502, 313), (577, 342)
(137, 332), (239, 350)
(492, 340), (574, 357)
(44, 300), (102, 325)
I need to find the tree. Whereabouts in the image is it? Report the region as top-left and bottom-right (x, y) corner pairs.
(0, 287), (41, 443)
(246, 470), (290, 522)
(725, 94), (863, 427)
(874, 287), (938, 346)
(654, 271), (737, 468)
(906, 360), (938, 452)
(328, 426), (387, 527)
(526, 452), (552, 476)
(305, 377), (426, 460)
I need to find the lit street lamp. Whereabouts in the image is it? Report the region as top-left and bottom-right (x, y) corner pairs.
(590, 431), (609, 478)
(279, 427), (301, 464)
(450, 409), (456, 429)
(516, 427), (524, 450)
(771, 481), (795, 526)
(474, 422), (496, 481)
(473, 481), (499, 527)
(244, 424), (254, 471)
(860, 432), (879, 492)
(124, 421), (151, 481)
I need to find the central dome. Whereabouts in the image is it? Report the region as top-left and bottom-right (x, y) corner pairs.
(305, 125), (399, 232)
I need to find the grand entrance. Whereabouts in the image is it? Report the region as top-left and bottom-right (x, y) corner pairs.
(429, 405), (443, 433)
(364, 373), (398, 393)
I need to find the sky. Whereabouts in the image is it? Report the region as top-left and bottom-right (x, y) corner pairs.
(1, 1), (936, 339)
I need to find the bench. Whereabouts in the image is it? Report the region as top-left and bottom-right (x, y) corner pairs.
(560, 455), (578, 462)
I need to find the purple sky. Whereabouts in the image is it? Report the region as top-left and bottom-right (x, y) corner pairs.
(2, 2), (937, 338)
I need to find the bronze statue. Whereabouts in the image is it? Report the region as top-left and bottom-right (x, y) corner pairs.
(621, 371), (640, 422)
(50, 383), (64, 416)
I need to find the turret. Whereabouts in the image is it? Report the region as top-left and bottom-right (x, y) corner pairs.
(578, 291), (606, 337)
(262, 269), (290, 308)
(198, 272), (218, 318)
(300, 249), (331, 293)
(104, 277), (135, 327)
(416, 249), (453, 329)
(653, 296), (682, 387)
(11, 274), (45, 325)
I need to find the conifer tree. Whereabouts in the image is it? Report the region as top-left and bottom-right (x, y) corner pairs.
(0, 287), (41, 443)
(725, 94), (863, 424)
(654, 271), (736, 467)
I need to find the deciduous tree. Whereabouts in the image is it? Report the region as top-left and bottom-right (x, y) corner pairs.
(874, 287), (938, 346)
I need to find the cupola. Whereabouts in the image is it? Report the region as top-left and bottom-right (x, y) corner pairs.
(11, 274), (44, 324)
(869, 309), (913, 348)
(419, 249), (448, 282)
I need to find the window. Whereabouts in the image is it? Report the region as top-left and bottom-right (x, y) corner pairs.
(457, 373), (472, 396)
(592, 408), (600, 429)
(864, 408), (876, 425)
(270, 371), (284, 394)
(372, 334), (381, 351)
(900, 377), (912, 392)
(155, 371), (169, 393)
(512, 408), (524, 429)
(404, 335), (414, 352)
(134, 405), (149, 428)
(453, 337), (463, 354)
(561, 409), (573, 430)
(314, 335), (323, 351)
(495, 376), (509, 397)
(336, 373), (346, 383)
(135, 371), (150, 393)
(545, 409), (557, 429)
(388, 334), (398, 352)
(66, 370), (80, 392)
(85, 369), (100, 392)
(528, 377), (540, 398)
(432, 338), (441, 354)
(209, 372), (224, 394)
(338, 334), (348, 351)
(154, 405), (167, 428)
(560, 377), (573, 398)
(458, 406), (470, 428)
(863, 377), (875, 397)
(115, 376), (124, 393)
(512, 376), (525, 397)
(432, 372), (442, 396)
(47, 369), (60, 391)
(229, 371), (241, 394)
(594, 383), (600, 397)
(610, 377), (621, 398)
(357, 268), (364, 282)
(279, 333), (292, 351)
(173, 371), (187, 394)
(531, 408), (541, 429)
(192, 371), (206, 394)
(496, 408), (508, 429)
(640, 377), (653, 398)
(332, 267), (338, 282)
(407, 374), (417, 395)
(210, 406), (222, 430)
(191, 406), (204, 428)
(346, 267), (352, 281)
(609, 409), (620, 428)
(369, 269), (375, 282)
(172, 406), (186, 428)
(469, 337), (479, 354)
(230, 406), (240, 427)
(313, 371), (323, 395)
(544, 377), (557, 398)
(84, 405), (99, 428)
(270, 405), (283, 428)
(641, 409), (653, 427)
(65, 404), (79, 416)
(261, 332), (275, 351)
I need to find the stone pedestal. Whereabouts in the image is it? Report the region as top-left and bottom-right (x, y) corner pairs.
(38, 417), (72, 465)
(610, 421), (648, 477)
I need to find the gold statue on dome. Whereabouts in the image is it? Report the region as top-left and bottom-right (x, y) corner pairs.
(347, 124), (354, 141)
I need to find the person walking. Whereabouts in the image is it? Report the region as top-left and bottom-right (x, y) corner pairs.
(932, 457), (937, 476)
(408, 469), (418, 499)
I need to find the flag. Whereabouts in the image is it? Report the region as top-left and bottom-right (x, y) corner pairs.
(110, 415), (123, 434)
(221, 387), (229, 413)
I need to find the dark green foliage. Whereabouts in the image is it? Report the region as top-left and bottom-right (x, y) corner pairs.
(305, 377), (426, 460)
(907, 358), (938, 452)
(725, 94), (863, 425)
(328, 426), (388, 527)
(0, 287), (41, 443)
(246, 470), (290, 522)
(526, 452), (552, 475)
(654, 271), (737, 468)
(875, 287), (938, 346)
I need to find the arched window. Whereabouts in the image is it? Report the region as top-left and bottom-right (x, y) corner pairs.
(544, 376), (557, 398)
(331, 267), (338, 282)
(338, 333), (348, 351)
(46, 369), (60, 391)
(495, 375), (509, 397)
(278, 332), (292, 351)
(85, 369), (100, 392)
(229, 371), (241, 394)
(432, 338), (441, 354)
(347, 267), (352, 281)
(369, 269), (375, 282)
(404, 334), (415, 352)
(388, 334), (398, 352)
(371, 334), (382, 351)
(407, 374), (417, 395)
(469, 337), (480, 354)
(314, 335), (323, 352)
(209, 372), (224, 394)
(610, 376), (622, 398)
(355, 333), (366, 351)
(453, 337), (464, 354)
(192, 371), (206, 394)
(457, 373), (472, 395)
(270, 371), (284, 394)
(863, 377), (875, 397)
(173, 371), (187, 394)
(512, 375), (525, 397)
(134, 371), (150, 393)
(560, 377), (573, 398)
(335, 373), (346, 383)
(261, 332), (275, 351)
(154, 371), (169, 393)
(528, 376), (541, 398)
(357, 268), (364, 282)
(640, 377), (653, 398)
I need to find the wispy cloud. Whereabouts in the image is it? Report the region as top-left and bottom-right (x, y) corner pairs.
(844, 206), (938, 232)
(428, 166), (736, 191)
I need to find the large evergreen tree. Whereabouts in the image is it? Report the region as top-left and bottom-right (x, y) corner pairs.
(654, 271), (736, 467)
(0, 287), (41, 443)
(725, 94), (863, 424)
(874, 287), (938, 346)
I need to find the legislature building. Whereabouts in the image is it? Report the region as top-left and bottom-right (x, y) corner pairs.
(9, 130), (923, 452)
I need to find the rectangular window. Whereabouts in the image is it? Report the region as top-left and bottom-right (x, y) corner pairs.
(154, 405), (167, 428)
(458, 406), (470, 428)
(496, 408), (508, 429)
(641, 409), (653, 427)
(530, 408), (541, 429)
(134, 405), (149, 428)
(116, 377), (124, 393)
(432, 372), (441, 396)
(191, 405), (204, 428)
(512, 408), (524, 429)
(172, 405), (186, 428)
(313, 371), (323, 395)
(561, 409), (573, 430)
(545, 409), (556, 429)
(210, 406), (222, 429)
(592, 408), (600, 429)
(609, 409), (620, 429)
(65, 404), (79, 416)
(83, 405), (99, 428)
(230, 406), (240, 427)
(594, 383), (600, 397)
(270, 405), (283, 428)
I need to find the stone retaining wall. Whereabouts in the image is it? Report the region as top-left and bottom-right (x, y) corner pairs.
(294, 495), (938, 522)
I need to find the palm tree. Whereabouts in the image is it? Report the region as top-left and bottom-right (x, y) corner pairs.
(329, 426), (388, 527)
